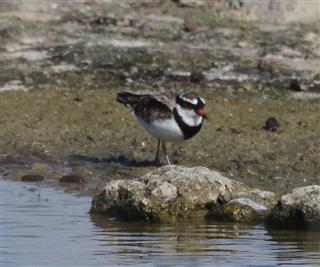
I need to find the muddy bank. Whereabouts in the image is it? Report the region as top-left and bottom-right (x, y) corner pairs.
(1, 1), (319, 196)
(1, 88), (319, 195)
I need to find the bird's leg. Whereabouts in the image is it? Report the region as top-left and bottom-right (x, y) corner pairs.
(152, 139), (161, 166)
(162, 141), (171, 165)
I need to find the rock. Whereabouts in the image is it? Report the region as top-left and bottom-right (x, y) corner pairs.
(2, 50), (51, 62)
(190, 70), (204, 83)
(0, 81), (27, 92)
(290, 79), (302, 91)
(228, 198), (267, 211)
(304, 32), (318, 42)
(203, 63), (256, 83)
(263, 117), (280, 132)
(90, 165), (247, 222)
(267, 185), (320, 230)
(207, 200), (261, 224)
(238, 189), (277, 208)
(183, 17), (198, 32)
(175, 0), (206, 8)
(257, 57), (273, 71)
(227, 0), (320, 23)
(289, 79), (307, 92)
(167, 71), (191, 82)
(280, 46), (302, 58)
(309, 73), (320, 92)
(21, 174), (44, 182)
(146, 14), (184, 25)
(236, 41), (251, 48)
(59, 175), (86, 184)
(27, 187), (39, 192)
(89, 16), (118, 26)
(50, 64), (78, 74)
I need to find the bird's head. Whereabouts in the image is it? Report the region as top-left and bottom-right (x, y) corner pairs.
(175, 92), (207, 126)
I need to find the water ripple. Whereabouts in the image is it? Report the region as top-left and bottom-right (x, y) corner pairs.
(2, 179), (320, 267)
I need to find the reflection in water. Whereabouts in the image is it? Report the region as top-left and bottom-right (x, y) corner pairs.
(2, 179), (320, 267)
(267, 229), (320, 266)
(91, 214), (241, 256)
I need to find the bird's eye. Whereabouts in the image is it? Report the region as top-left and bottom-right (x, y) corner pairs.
(179, 100), (191, 108)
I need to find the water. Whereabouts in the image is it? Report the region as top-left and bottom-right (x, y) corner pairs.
(1, 179), (320, 267)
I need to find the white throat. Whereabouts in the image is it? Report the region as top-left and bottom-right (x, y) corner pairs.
(176, 104), (203, 127)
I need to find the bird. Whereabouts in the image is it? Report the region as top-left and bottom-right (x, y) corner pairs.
(116, 91), (207, 166)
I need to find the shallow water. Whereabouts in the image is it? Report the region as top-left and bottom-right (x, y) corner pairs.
(1, 179), (320, 267)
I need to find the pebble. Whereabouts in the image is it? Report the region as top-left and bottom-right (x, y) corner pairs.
(183, 17), (197, 32)
(176, 0), (206, 8)
(280, 46), (302, 57)
(50, 63), (77, 74)
(59, 175), (86, 184)
(167, 71), (191, 81)
(208, 202), (261, 224)
(257, 58), (273, 71)
(304, 32), (318, 42)
(190, 70), (204, 83)
(264, 117), (280, 132)
(289, 79), (306, 92)
(21, 174), (44, 182)
(229, 198), (267, 211)
(0, 81), (27, 92)
(89, 16), (117, 26)
(237, 41), (250, 48)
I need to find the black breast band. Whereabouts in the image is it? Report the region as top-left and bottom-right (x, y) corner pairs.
(173, 108), (203, 140)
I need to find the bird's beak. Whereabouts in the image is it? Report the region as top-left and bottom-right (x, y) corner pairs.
(196, 108), (207, 120)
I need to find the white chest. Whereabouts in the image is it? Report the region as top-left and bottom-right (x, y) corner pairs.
(137, 117), (184, 142)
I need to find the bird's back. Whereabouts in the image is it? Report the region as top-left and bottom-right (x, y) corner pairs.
(116, 91), (174, 123)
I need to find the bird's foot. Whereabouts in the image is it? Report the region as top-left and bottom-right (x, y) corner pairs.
(151, 157), (162, 167)
(164, 155), (171, 165)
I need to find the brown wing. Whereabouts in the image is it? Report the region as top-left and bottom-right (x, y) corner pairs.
(116, 91), (173, 123)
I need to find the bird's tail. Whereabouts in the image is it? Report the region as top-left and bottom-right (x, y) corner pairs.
(116, 91), (138, 107)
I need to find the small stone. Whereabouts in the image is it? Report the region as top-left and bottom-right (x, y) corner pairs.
(119, 26), (136, 34)
(257, 58), (273, 71)
(241, 82), (254, 91)
(208, 202), (261, 224)
(230, 128), (241, 134)
(167, 71), (191, 81)
(51, 64), (77, 74)
(73, 97), (82, 102)
(21, 174), (44, 182)
(59, 175), (86, 184)
(183, 17), (197, 32)
(175, 0), (206, 8)
(27, 187), (39, 192)
(289, 79), (307, 92)
(304, 32), (318, 42)
(89, 16), (117, 26)
(0, 81), (27, 92)
(190, 70), (204, 83)
(229, 198), (267, 211)
(237, 41), (250, 48)
(280, 47), (302, 57)
(263, 117), (280, 132)
(237, 189), (277, 208)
